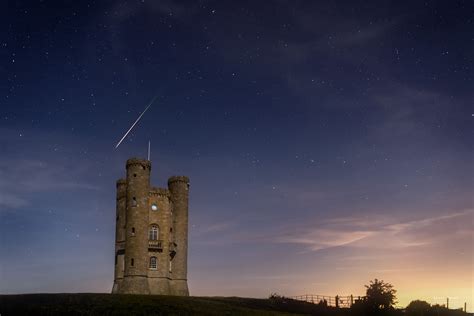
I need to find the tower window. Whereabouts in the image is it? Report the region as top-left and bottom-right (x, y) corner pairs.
(169, 260), (172, 273)
(131, 258), (134, 266)
(149, 225), (159, 240)
(131, 227), (135, 236)
(149, 256), (157, 269)
(151, 203), (158, 211)
(132, 197), (137, 207)
(133, 173), (137, 177)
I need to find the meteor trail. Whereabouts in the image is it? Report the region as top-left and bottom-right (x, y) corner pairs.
(115, 96), (157, 149)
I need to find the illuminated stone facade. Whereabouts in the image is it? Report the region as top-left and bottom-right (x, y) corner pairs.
(112, 158), (189, 295)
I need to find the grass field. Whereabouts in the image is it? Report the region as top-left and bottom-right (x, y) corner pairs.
(0, 293), (349, 316)
(1, 294), (469, 316)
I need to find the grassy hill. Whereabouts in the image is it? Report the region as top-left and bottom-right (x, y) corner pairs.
(0, 294), (469, 316)
(0, 293), (349, 316)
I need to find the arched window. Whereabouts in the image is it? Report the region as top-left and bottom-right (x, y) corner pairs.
(149, 256), (157, 269)
(149, 225), (159, 240)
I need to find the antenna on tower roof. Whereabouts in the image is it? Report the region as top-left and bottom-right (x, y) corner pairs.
(147, 140), (151, 161)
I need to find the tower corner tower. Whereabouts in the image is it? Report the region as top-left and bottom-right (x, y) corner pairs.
(167, 176), (190, 296)
(119, 158), (151, 294)
(112, 178), (127, 293)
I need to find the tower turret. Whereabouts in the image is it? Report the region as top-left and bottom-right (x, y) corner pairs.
(168, 176), (190, 296)
(120, 158), (151, 294)
(112, 178), (127, 293)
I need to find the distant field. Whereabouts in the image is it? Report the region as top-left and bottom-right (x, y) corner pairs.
(0, 293), (348, 316)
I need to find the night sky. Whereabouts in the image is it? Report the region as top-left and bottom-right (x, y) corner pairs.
(1, 0), (473, 310)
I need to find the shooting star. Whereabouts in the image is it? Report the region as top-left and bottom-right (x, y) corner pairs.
(115, 96), (157, 149)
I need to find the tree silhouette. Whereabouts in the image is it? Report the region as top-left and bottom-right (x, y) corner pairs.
(365, 279), (397, 313)
(406, 300), (431, 316)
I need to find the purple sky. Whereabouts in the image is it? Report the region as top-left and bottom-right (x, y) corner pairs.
(0, 0), (472, 310)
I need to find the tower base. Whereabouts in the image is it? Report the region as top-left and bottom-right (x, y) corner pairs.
(169, 279), (189, 296)
(111, 279), (123, 294)
(148, 277), (171, 295)
(119, 276), (150, 294)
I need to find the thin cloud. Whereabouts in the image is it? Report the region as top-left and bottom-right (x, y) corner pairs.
(0, 193), (29, 209)
(0, 158), (99, 211)
(107, 0), (199, 22)
(276, 229), (374, 251)
(332, 19), (402, 46)
(273, 209), (474, 252)
(192, 221), (233, 236)
(387, 210), (473, 232)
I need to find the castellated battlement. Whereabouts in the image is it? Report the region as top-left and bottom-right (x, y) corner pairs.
(168, 175), (190, 185)
(126, 157), (152, 170)
(116, 178), (127, 186)
(116, 179), (127, 200)
(149, 187), (170, 197)
(112, 158), (189, 296)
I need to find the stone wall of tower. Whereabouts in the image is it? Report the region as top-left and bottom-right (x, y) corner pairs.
(112, 179), (127, 294)
(119, 158), (151, 294)
(168, 176), (190, 296)
(112, 158), (189, 296)
(147, 187), (172, 294)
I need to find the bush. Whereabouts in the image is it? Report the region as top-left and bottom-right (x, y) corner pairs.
(406, 300), (431, 316)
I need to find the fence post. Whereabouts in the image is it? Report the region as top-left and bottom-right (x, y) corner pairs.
(335, 295), (339, 308)
(447, 297), (449, 309)
(351, 295), (353, 307)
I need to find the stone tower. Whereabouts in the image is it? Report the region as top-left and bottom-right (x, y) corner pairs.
(112, 158), (190, 295)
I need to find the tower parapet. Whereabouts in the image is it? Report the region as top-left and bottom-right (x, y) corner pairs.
(150, 187), (171, 197)
(116, 179), (127, 209)
(126, 158), (152, 169)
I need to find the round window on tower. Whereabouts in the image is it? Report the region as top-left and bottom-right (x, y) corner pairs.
(151, 203), (158, 211)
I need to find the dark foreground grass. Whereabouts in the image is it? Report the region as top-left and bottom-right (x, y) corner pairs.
(0, 293), (349, 316)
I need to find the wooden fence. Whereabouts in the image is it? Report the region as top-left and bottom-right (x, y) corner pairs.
(290, 294), (366, 308)
(290, 295), (469, 313)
